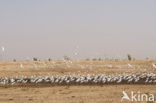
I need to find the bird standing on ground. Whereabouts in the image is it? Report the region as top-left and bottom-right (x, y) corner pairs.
(152, 63), (156, 68)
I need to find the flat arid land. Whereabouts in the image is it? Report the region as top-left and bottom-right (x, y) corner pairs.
(0, 60), (156, 103)
(0, 60), (156, 77)
(0, 85), (156, 103)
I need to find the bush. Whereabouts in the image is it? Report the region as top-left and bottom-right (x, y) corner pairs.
(48, 58), (52, 61)
(98, 58), (102, 61)
(13, 59), (16, 62)
(33, 57), (38, 61)
(92, 58), (97, 61)
(63, 56), (70, 61)
(127, 54), (132, 61)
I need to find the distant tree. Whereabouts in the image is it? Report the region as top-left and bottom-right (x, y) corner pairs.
(33, 57), (38, 61)
(86, 58), (90, 61)
(146, 57), (149, 60)
(92, 58), (97, 61)
(63, 56), (70, 61)
(127, 54), (132, 61)
(98, 58), (102, 61)
(48, 58), (52, 61)
(13, 59), (16, 62)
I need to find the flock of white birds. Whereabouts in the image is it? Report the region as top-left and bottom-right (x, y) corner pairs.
(0, 73), (156, 85)
(1, 58), (156, 85)
(1, 46), (156, 85)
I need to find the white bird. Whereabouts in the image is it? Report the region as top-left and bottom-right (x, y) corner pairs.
(1, 46), (5, 52)
(127, 64), (133, 68)
(36, 78), (43, 83)
(152, 63), (156, 69)
(20, 64), (24, 68)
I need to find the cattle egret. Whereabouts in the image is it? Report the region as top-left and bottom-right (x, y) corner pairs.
(152, 63), (156, 69)
(20, 64), (24, 68)
(1, 46), (4, 52)
(127, 64), (133, 68)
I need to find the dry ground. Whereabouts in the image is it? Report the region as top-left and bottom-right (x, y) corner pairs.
(0, 60), (156, 77)
(0, 60), (156, 103)
(0, 85), (156, 103)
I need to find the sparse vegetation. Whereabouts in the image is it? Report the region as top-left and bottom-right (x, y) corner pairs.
(0, 60), (156, 103)
(33, 57), (38, 61)
(13, 59), (16, 62)
(92, 58), (97, 61)
(98, 58), (102, 61)
(127, 54), (132, 61)
(48, 58), (52, 61)
(63, 56), (70, 61)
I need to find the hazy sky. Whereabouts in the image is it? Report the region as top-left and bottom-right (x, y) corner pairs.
(0, 0), (156, 60)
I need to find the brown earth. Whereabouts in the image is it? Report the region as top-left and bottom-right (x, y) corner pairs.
(0, 60), (156, 103)
(0, 60), (156, 77)
(0, 85), (156, 103)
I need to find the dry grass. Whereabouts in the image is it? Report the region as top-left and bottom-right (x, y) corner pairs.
(0, 60), (156, 103)
(0, 85), (156, 103)
(0, 60), (156, 77)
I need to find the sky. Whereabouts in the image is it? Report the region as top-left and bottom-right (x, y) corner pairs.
(0, 0), (156, 61)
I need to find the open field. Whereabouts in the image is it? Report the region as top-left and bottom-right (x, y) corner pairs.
(0, 85), (156, 103)
(0, 60), (156, 77)
(0, 60), (156, 103)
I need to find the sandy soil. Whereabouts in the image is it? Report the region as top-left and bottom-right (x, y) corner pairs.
(0, 85), (155, 103)
(0, 60), (156, 103)
(0, 60), (156, 77)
